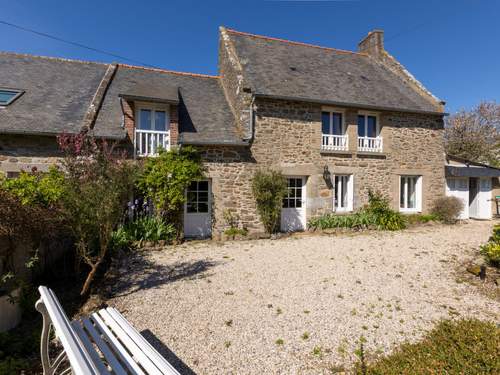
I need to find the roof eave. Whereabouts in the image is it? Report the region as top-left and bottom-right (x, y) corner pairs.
(0, 128), (127, 140)
(118, 94), (179, 105)
(254, 93), (448, 116)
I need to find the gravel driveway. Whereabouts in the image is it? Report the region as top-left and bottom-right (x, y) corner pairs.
(108, 221), (500, 374)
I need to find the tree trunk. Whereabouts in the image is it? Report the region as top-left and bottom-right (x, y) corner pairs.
(80, 261), (100, 296)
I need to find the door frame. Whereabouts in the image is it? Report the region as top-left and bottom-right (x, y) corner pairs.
(280, 176), (307, 232)
(183, 179), (212, 238)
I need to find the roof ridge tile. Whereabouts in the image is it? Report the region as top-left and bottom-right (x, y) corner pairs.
(225, 28), (367, 56)
(118, 63), (220, 79)
(0, 50), (108, 66)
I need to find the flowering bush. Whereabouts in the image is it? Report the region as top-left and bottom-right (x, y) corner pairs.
(58, 132), (138, 295)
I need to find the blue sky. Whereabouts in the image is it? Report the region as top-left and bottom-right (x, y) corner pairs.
(1, 0), (499, 114)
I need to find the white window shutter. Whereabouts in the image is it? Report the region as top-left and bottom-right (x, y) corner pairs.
(348, 175), (354, 212)
(416, 176), (423, 212)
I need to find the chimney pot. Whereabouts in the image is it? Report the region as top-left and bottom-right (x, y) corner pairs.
(358, 30), (384, 58)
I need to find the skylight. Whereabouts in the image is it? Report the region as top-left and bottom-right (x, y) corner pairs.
(0, 88), (23, 106)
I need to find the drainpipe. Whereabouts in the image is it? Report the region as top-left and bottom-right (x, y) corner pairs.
(248, 95), (256, 141)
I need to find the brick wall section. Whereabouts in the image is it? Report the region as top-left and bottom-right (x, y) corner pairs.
(202, 98), (446, 236)
(123, 99), (179, 150)
(169, 104), (179, 146)
(123, 100), (135, 142)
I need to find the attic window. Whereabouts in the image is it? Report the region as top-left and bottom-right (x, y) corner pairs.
(0, 89), (23, 106)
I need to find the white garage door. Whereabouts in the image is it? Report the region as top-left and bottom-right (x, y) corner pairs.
(446, 177), (469, 219)
(281, 177), (306, 232)
(184, 180), (212, 238)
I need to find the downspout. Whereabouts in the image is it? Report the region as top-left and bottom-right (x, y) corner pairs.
(247, 95), (256, 142)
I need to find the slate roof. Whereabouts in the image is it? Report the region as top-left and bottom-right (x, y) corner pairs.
(227, 29), (443, 115)
(0, 52), (108, 136)
(93, 65), (241, 143)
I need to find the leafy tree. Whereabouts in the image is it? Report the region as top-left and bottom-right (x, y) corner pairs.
(137, 146), (204, 238)
(57, 133), (138, 295)
(251, 170), (288, 234)
(445, 101), (500, 166)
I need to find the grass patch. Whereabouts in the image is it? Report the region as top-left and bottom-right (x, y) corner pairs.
(355, 319), (499, 374)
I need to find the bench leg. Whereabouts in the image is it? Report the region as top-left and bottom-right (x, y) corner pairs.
(35, 298), (70, 375)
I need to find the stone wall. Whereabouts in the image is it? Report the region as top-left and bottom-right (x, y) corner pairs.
(0, 134), (61, 175)
(199, 98), (447, 236)
(218, 27), (253, 139)
(198, 146), (263, 236)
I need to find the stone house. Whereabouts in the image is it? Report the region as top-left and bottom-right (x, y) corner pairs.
(1, 27), (498, 238)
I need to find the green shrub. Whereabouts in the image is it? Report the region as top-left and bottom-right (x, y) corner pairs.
(125, 216), (176, 243)
(481, 242), (500, 266)
(110, 216), (176, 250)
(0, 166), (65, 207)
(138, 146), (204, 238)
(431, 196), (464, 223)
(222, 209), (247, 239)
(251, 170), (288, 234)
(308, 191), (406, 231)
(480, 224), (500, 266)
(356, 319), (500, 374)
(364, 191), (406, 231)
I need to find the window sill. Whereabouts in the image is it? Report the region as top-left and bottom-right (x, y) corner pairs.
(400, 209), (421, 214)
(320, 149), (353, 156)
(356, 151), (387, 158)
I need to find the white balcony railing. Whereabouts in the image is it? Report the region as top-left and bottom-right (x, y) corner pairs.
(135, 129), (170, 157)
(321, 134), (349, 151)
(358, 136), (383, 153)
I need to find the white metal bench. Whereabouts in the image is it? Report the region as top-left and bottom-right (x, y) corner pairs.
(35, 286), (181, 375)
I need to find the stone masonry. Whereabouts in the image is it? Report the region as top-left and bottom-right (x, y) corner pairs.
(203, 98), (446, 237)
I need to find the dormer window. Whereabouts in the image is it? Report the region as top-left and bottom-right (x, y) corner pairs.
(134, 103), (170, 157)
(0, 88), (23, 106)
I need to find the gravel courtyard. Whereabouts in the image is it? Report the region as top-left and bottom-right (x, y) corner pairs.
(108, 221), (500, 374)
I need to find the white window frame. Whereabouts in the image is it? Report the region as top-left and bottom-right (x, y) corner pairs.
(399, 175), (422, 213)
(185, 180), (210, 214)
(135, 102), (170, 132)
(334, 174), (354, 212)
(321, 107), (346, 135)
(357, 111), (380, 137)
(134, 101), (171, 156)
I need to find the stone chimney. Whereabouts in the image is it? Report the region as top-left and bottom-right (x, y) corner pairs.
(358, 30), (384, 58)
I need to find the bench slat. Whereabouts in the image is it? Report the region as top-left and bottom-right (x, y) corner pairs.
(71, 321), (111, 374)
(81, 317), (128, 375)
(98, 309), (164, 375)
(91, 313), (147, 375)
(38, 287), (101, 375)
(106, 308), (181, 375)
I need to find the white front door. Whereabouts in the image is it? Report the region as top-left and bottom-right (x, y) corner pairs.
(446, 177), (469, 219)
(478, 178), (492, 219)
(281, 177), (306, 232)
(184, 180), (212, 238)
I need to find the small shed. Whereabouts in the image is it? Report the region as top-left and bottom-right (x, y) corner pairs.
(445, 155), (500, 219)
